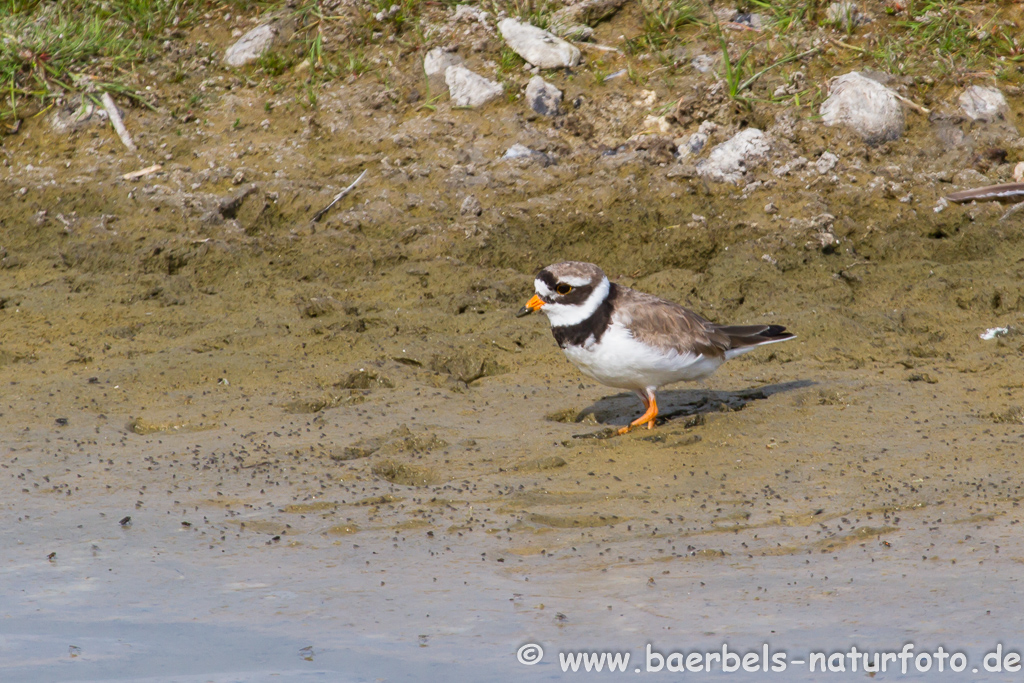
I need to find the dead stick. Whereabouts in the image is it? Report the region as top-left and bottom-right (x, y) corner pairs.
(1002, 201), (1024, 221)
(100, 92), (137, 152)
(576, 43), (622, 54)
(829, 37), (867, 53)
(893, 91), (930, 115)
(121, 164), (162, 181)
(311, 169), (367, 223)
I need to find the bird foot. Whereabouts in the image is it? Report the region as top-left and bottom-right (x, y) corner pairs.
(618, 397), (658, 435)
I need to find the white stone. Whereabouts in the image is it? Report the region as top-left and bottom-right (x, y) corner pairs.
(820, 72), (904, 144)
(825, 2), (865, 26)
(980, 327), (1010, 341)
(959, 85), (1008, 122)
(691, 54), (716, 73)
(375, 4), (399, 21)
(503, 143), (536, 159)
(773, 157), (808, 177)
(497, 18), (581, 69)
(713, 7), (736, 22)
(641, 115), (672, 135)
(224, 24), (278, 67)
(525, 76), (562, 116)
(50, 97), (103, 134)
(732, 12), (764, 29)
(633, 89), (657, 107)
(676, 132), (707, 157)
(424, 48), (463, 93)
(453, 5), (488, 23)
(424, 47), (463, 77)
(698, 121), (719, 136)
(696, 129), (772, 184)
(460, 195), (483, 216)
(815, 152), (839, 175)
(502, 144), (554, 166)
(445, 65), (503, 108)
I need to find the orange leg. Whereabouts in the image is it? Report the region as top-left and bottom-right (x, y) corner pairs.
(618, 390), (658, 435)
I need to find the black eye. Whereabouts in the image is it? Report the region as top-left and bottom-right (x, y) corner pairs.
(555, 283), (572, 295)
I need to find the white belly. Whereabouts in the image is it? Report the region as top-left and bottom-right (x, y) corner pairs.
(561, 322), (723, 390)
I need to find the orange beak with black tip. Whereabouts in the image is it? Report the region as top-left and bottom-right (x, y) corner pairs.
(516, 294), (545, 318)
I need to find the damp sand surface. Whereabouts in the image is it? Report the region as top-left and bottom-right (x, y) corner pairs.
(3, 356), (1024, 681)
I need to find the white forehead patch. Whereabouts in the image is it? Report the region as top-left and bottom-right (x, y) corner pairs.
(535, 279), (554, 298)
(559, 275), (592, 287)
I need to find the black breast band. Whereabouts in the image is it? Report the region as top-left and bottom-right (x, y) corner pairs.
(551, 283), (618, 349)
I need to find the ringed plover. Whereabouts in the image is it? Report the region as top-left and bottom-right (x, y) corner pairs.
(516, 261), (795, 434)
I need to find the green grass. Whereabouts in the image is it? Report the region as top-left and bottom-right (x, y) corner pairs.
(92, 0), (210, 40)
(868, 35), (913, 76)
(485, 0), (558, 29)
(494, 45), (524, 100)
(709, 11), (822, 106)
(589, 58), (611, 86)
(350, 0), (423, 40)
(992, 28), (1024, 61)
(0, 0), (222, 120)
(496, 45), (524, 79)
(627, 62), (648, 86)
(0, 0), (384, 121)
(715, 23), (755, 102)
(747, 0), (817, 32)
(849, 0), (1007, 79)
(342, 49), (370, 78)
(892, 1), (993, 69)
(643, 0), (703, 35)
(638, 0), (704, 49)
(257, 50), (292, 77)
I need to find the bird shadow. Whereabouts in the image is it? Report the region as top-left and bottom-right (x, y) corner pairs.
(567, 380), (816, 438)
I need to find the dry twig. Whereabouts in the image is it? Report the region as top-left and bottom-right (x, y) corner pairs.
(311, 169), (367, 223)
(100, 92), (136, 152)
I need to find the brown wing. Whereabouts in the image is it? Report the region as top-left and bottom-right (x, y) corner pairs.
(610, 286), (730, 359)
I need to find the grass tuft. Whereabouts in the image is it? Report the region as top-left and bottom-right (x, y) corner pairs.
(639, 0), (704, 49)
(0, 0), (217, 120)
